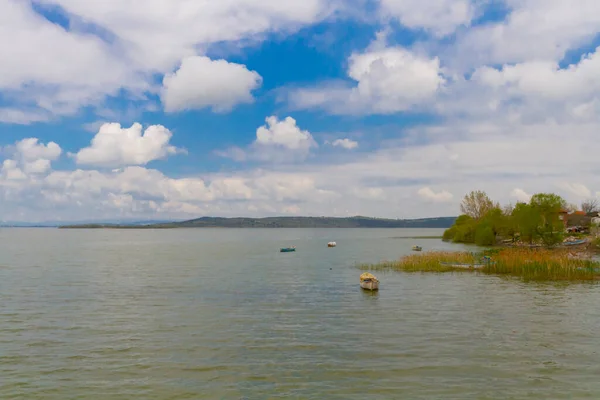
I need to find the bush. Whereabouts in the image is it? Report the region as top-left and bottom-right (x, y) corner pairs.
(475, 225), (496, 246)
(453, 224), (476, 243)
(443, 226), (457, 241)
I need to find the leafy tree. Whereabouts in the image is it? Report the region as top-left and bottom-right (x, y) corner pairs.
(581, 199), (600, 215)
(442, 226), (457, 241)
(475, 225), (496, 246)
(530, 193), (566, 214)
(443, 214), (477, 243)
(481, 207), (506, 236)
(512, 202), (537, 244)
(460, 191), (498, 220)
(529, 193), (566, 247)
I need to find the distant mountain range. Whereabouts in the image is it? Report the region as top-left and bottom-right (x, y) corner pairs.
(58, 216), (457, 229)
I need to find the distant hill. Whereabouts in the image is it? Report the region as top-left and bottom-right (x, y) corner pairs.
(59, 216), (456, 229)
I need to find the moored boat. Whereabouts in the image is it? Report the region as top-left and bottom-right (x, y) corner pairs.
(563, 239), (587, 246)
(412, 245), (422, 251)
(439, 262), (486, 269)
(280, 247), (296, 253)
(328, 241), (337, 247)
(359, 272), (379, 290)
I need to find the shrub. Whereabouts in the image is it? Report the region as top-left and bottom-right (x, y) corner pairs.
(443, 226), (457, 241)
(475, 225), (496, 246)
(453, 224), (475, 243)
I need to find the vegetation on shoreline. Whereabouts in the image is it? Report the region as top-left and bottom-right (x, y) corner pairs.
(59, 216), (457, 229)
(392, 235), (444, 239)
(443, 190), (600, 247)
(359, 248), (600, 281)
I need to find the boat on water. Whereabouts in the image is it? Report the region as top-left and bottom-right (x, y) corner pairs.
(280, 247), (296, 253)
(359, 272), (379, 291)
(412, 245), (422, 251)
(328, 241), (337, 247)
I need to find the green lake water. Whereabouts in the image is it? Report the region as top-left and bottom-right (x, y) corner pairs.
(1, 228), (600, 399)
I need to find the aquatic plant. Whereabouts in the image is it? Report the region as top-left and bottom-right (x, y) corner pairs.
(359, 248), (600, 282)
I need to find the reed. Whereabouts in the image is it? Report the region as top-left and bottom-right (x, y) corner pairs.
(359, 248), (600, 281)
(360, 251), (479, 273)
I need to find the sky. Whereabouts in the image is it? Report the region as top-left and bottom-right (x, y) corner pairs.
(1, 0), (600, 222)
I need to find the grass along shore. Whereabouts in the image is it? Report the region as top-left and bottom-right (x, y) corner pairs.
(359, 248), (600, 281)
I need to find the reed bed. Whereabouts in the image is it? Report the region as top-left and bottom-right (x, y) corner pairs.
(359, 248), (600, 281)
(360, 251), (479, 273)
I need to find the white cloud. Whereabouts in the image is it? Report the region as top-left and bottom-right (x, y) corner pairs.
(255, 116), (317, 150)
(15, 138), (61, 163)
(162, 56), (262, 113)
(417, 187), (453, 202)
(1, 0), (342, 122)
(289, 44), (445, 114)
(330, 138), (359, 149)
(74, 122), (182, 167)
(510, 188), (532, 203)
(558, 183), (592, 199)
(1, 138), (62, 176)
(450, 0), (600, 69)
(380, 0), (474, 37)
(472, 48), (600, 101)
(0, 1), (143, 122)
(219, 116), (318, 162)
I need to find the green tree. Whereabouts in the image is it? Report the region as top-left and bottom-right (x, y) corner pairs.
(475, 225), (496, 246)
(529, 193), (566, 247)
(512, 202), (537, 244)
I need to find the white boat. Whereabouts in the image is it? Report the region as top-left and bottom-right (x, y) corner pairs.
(412, 245), (422, 251)
(327, 241), (337, 247)
(359, 272), (379, 291)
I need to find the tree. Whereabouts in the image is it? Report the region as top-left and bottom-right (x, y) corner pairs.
(530, 193), (566, 214)
(460, 191), (498, 220)
(512, 202), (537, 244)
(475, 225), (496, 246)
(581, 198), (599, 215)
(529, 193), (566, 247)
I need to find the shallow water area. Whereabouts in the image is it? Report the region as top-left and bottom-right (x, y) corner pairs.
(1, 228), (599, 399)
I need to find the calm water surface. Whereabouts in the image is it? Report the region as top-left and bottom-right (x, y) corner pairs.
(1, 228), (600, 399)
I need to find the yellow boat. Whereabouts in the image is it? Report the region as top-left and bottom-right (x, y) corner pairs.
(359, 272), (379, 291)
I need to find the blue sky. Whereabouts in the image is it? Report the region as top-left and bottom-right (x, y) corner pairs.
(1, 0), (600, 222)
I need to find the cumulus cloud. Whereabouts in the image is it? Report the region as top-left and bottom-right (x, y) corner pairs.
(1, 138), (62, 177)
(379, 0), (474, 37)
(219, 116), (318, 162)
(330, 138), (359, 149)
(1, 0), (340, 122)
(289, 43), (445, 114)
(472, 48), (600, 101)
(74, 122), (182, 167)
(449, 0), (600, 69)
(162, 56), (262, 113)
(417, 187), (453, 202)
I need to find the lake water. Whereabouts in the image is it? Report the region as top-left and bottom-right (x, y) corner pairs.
(1, 228), (600, 399)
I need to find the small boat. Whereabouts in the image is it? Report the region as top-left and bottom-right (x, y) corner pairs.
(412, 245), (422, 251)
(360, 272), (379, 291)
(327, 241), (337, 247)
(280, 247), (296, 253)
(563, 239), (587, 246)
(440, 262), (485, 269)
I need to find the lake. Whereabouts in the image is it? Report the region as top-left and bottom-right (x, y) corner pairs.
(1, 228), (600, 399)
